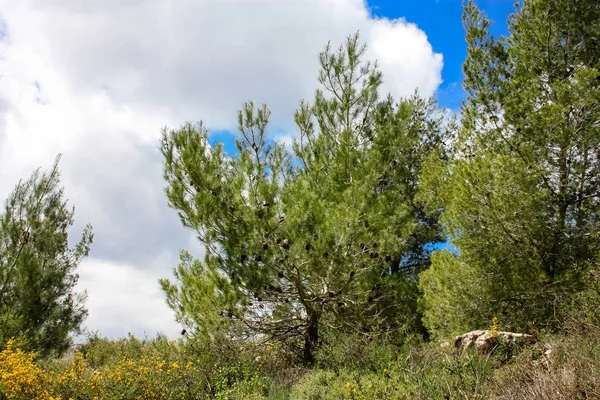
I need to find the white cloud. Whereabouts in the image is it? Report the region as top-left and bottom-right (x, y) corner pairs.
(0, 0), (443, 340)
(77, 258), (181, 340)
(368, 18), (443, 98)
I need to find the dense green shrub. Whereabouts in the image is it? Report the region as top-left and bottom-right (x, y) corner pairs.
(292, 341), (493, 400)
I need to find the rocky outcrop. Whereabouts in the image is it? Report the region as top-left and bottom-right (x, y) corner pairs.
(454, 330), (536, 355)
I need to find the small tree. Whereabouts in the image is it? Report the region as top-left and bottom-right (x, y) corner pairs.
(419, 0), (600, 338)
(161, 33), (451, 363)
(0, 155), (93, 357)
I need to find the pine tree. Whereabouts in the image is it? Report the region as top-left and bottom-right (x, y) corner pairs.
(160, 33), (451, 363)
(0, 155), (93, 357)
(419, 0), (600, 338)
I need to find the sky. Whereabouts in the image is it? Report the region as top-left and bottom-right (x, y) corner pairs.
(0, 0), (516, 341)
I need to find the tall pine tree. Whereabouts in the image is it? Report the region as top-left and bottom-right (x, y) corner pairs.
(0, 155), (93, 357)
(419, 0), (600, 338)
(160, 33), (451, 362)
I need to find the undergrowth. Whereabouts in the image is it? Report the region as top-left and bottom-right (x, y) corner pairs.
(1, 326), (599, 399)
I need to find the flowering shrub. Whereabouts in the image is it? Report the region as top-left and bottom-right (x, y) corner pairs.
(0, 336), (285, 399)
(2, 328), (599, 400)
(0, 339), (52, 400)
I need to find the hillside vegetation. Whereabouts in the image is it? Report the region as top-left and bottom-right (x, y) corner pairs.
(1, 0), (599, 398)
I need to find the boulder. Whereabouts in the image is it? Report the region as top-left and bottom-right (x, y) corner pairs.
(454, 330), (536, 355)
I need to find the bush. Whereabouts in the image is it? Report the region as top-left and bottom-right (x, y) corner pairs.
(293, 338), (493, 400)
(419, 250), (491, 339)
(2, 325), (599, 399)
(0, 339), (52, 400)
(1, 334), (291, 399)
(313, 331), (398, 373)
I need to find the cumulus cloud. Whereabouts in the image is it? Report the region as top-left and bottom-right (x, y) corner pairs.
(0, 0), (443, 339)
(76, 258), (182, 339)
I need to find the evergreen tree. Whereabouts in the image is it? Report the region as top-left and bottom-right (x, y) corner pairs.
(160, 33), (451, 363)
(419, 0), (600, 338)
(0, 155), (93, 357)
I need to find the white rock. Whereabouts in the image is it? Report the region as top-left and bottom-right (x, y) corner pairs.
(454, 330), (536, 355)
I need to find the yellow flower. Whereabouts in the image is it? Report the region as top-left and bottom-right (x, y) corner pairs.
(490, 316), (500, 335)
(346, 382), (351, 389)
(0, 339), (49, 399)
(368, 384), (373, 389)
(383, 368), (388, 374)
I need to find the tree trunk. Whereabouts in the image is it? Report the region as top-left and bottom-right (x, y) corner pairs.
(547, 144), (569, 279)
(303, 311), (319, 365)
(390, 256), (402, 275)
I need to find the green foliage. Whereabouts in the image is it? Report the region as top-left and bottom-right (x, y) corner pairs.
(160, 32), (450, 362)
(419, 250), (490, 338)
(419, 0), (600, 338)
(559, 252), (600, 331)
(313, 330), (398, 374)
(3, 327), (600, 400)
(35, 333), (291, 399)
(0, 155), (93, 358)
(78, 331), (152, 369)
(291, 340), (493, 400)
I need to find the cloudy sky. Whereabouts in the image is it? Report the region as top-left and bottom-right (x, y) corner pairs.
(0, 0), (514, 340)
